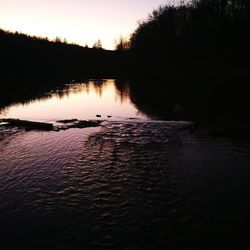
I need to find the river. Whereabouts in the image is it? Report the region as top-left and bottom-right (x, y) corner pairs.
(0, 79), (250, 249)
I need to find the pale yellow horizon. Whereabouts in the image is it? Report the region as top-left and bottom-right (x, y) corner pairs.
(0, 0), (171, 50)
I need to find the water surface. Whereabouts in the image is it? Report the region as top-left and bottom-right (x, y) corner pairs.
(1, 121), (250, 249)
(0, 79), (148, 122)
(1, 79), (250, 249)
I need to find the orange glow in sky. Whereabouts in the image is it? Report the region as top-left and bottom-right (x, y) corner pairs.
(0, 0), (169, 50)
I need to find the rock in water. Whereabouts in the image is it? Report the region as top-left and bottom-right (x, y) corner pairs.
(0, 119), (54, 131)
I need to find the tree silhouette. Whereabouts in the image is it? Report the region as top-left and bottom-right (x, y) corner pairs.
(93, 39), (103, 49)
(129, 0), (250, 64)
(115, 36), (130, 51)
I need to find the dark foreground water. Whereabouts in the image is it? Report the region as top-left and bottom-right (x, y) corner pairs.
(1, 121), (250, 249)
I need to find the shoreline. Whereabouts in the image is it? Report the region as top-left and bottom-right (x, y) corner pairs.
(2, 117), (250, 139)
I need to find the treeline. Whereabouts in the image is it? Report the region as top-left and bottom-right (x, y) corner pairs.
(1, 0), (250, 84)
(125, 0), (250, 68)
(0, 29), (121, 86)
(120, 0), (250, 122)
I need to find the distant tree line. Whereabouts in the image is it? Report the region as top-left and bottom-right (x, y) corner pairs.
(0, 29), (120, 86)
(1, 0), (250, 84)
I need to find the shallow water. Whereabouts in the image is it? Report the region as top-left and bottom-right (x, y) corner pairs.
(1, 121), (250, 249)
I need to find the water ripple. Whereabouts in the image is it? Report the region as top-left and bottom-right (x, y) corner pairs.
(0, 122), (250, 249)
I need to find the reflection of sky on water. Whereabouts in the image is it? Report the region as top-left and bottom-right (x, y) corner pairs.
(0, 80), (148, 122)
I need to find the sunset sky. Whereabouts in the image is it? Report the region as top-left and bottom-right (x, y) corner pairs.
(0, 0), (170, 50)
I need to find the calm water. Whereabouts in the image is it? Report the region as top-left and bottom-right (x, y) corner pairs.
(1, 80), (250, 249)
(0, 80), (148, 122)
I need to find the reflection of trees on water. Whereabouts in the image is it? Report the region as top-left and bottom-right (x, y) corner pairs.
(0, 80), (109, 112)
(114, 80), (131, 104)
(115, 79), (171, 120)
(1, 78), (250, 122)
(54, 80), (108, 99)
(0, 79), (130, 117)
(115, 78), (250, 122)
